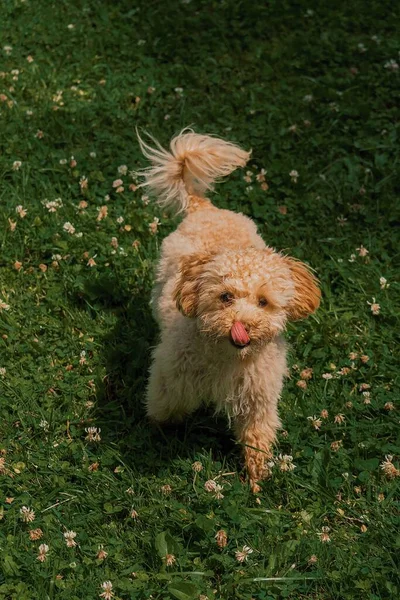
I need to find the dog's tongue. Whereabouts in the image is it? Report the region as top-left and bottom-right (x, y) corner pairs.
(231, 321), (250, 346)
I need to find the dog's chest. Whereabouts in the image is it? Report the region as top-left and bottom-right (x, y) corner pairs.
(198, 340), (287, 418)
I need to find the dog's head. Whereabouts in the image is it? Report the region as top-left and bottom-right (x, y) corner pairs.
(174, 247), (320, 356)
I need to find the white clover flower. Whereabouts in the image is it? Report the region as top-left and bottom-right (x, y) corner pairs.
(334, 414), (345, 424)
(367, 298), (380, 315)
(276, 454), (296, 472)
(37, 543), (49, 562)
(16, 205), (27, 218)
(100, 581), (114, 600)
(204, 480), (217, 492)
(384, 59), (399, 72)
(39, 419), (49, 431)
(235, 545), (253, 562)
(256, 168), (267, 182)
(53, 90), (63, 103)
(85, 427), (101, 442)
(149, 217), (160, 235)
(308, 416), (322, 430)
(380, 455), (399, 479)
(63, 222), (76, 235)
(380, 277), (389, 289)
(213, 484), (224, 499)
(322, 373), (333, 380)
(20, 506), (35, 522)
(243, 170), (253, 183)
(317, 526), (331, 543)
(64, 530), (77, 547)
(356, 245), (369, 257)
(43, 198), (63, 213)
(97, 546), (108, 560)
(215, 529), (228, 548)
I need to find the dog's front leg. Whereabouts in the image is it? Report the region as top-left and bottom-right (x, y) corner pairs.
(234, 401), (280, 493)
(146, 342), (202, 423)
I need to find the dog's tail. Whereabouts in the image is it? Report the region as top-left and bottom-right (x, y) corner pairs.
(136, 128), (251, 213)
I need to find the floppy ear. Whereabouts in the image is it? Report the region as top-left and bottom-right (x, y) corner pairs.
(284, 258), (321, 320)
(173, 252), (214, 317)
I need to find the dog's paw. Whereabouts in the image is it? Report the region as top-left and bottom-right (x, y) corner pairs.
(250, 480), (261, 494)
(244, 445), (272, 493)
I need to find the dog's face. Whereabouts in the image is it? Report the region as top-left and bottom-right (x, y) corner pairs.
(174, 248), (320, 356)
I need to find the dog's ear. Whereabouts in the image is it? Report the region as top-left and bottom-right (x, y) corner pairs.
(284, 257), (321, 320)
(174, 252), (214, 317)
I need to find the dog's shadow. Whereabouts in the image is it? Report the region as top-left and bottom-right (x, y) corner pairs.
(76, 273), (238, 477)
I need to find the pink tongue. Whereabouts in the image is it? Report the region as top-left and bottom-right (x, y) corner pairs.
(231, 321), (250, 346)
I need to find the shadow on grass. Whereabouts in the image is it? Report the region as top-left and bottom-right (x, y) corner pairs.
(74, 272), (238, 477)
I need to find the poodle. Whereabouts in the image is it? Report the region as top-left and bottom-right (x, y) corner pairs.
(137, 129), (320, 492)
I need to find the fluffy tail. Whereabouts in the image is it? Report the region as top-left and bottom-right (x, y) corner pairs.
(136, 128), (251, 213)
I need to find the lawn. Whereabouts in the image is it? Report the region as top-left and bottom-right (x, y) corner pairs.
(0, 0), (399, 598)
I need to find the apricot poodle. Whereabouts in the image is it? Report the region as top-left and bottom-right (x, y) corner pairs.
(138, 129), (320, 492)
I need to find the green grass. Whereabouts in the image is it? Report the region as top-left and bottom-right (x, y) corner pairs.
(1, 0), (399, 598)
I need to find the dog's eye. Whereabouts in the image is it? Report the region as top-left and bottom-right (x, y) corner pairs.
(258, 297), (268, 307)
(220, 292), (234, 304)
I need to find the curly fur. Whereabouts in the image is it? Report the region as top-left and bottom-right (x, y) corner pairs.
(139, 129), (321, 492)
(136, 128), (251, 212)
